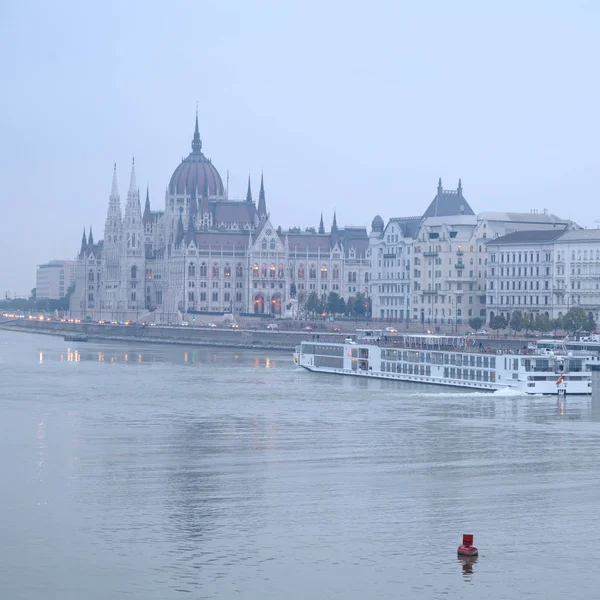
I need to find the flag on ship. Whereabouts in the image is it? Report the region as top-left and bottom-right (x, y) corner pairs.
(556, 374), (564, 386)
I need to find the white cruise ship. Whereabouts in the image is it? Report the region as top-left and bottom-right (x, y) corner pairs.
(294, 333), (594, 395)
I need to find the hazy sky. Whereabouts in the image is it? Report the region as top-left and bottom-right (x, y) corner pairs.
(1, 0), (599, 295)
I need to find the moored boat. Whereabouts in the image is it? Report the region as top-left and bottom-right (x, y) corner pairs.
(294, 333), (593, 395)
(64, 333), (88, 342)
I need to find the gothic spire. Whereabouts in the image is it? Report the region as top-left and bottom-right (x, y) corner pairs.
(88, 226), (94, 246)
(319, 212), (325, 234)
(143, 186), (152, 224)
(331, 210), (338, 233)
(191, 105), (202, 153)
(128, 158), (137, 196)
(111, 163), (119, 198)
(186, 211), (196, 243)
(176, 209), (184, 246)
(79, 227), (87, 257)
(458, 178), (462, 195)
(246, 175), (253, 203)
(257, 172), (267, 220)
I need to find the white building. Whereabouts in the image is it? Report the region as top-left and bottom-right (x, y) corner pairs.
(369, 180), (576, 326)
(36, 260), (76, 299)
(552, 229), (600, 323)
(69, 114), (370, 323)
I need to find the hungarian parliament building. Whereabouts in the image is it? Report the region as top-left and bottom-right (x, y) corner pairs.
(70, 114), (370, 322)
(70, 113), (600, 326)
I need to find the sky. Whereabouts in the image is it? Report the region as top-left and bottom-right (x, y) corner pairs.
(1, 0), (599, 296)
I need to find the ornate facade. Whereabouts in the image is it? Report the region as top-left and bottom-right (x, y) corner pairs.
(70, 114), (369, 323)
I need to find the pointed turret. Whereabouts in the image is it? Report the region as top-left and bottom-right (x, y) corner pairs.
(331, 210), (338, 234)
(257, 172), (267, 220)
(246, 175), (253, 203)
(185, 211), (196, 244)
(79, 227), (87, 258)
(111, 162), (119, 197)
(191, 105), (202, 153)
(175, 209), (185, 246)
(88, 226), (94, 247)
(318, 213), (325, 234)
(143, 186), (152, 224)
(437, 177), (443, 194)
(457, 178), (463, 195)
(128, 158), (138, 196)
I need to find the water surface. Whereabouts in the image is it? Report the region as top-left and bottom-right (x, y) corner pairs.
(2, 330), (600, 599)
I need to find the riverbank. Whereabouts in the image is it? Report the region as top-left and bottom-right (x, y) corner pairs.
(0, 318), (532, 352)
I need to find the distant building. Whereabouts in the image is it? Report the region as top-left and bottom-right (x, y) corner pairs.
(69, 113), (369, 322)
(487, 228), (600, 324)
(369, 179), (577, 325)
(36, 260), (77, 300)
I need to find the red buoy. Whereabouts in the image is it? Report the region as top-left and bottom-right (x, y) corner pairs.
(457, 534), (478, 556)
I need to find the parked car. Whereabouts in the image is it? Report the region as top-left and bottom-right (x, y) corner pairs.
(476, 329), (488, 335)
(229, 323), (239, 329)
(266, 323), (279, 330)
(333, 327), (341, 333)
(304, 325), (313, 331)
(385, 327), (398, 333)
(208, 323), (217, 328)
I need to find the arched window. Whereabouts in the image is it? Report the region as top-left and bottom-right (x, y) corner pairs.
(131, 233), (136, 248)
(131, 266), (137, 279)
(348, 272), (352, 283)
(309, 265), (316, 279)
(89, 270), (94, 282)
(270, 239), (276, 250)
(188, 263), (195, 277)
(236, 263), (243, 277)
(261, 239), (267, 250)
(212, 263), (219, 277)
(584, 251), (588, 260)
(364, 272), (369, 283)
(224, 264), (231, 277)
(298, 264), (305, 279)
(320, 264), (328, 279)
(126, 233), (131, 248)
(333, 266), (340, 279)
(270, 263), (276, 278)
(261, 263), (267, 278)
(145, 269), (152, 280)
(253, 263), (259, 278)
(278, 263), (284, 277)
(200, 262), (207, 277)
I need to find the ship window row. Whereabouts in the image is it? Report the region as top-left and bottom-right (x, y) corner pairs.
(301, 344), (344, 357)
(380, 349), (496, 368)
(314, 356), (344, 368)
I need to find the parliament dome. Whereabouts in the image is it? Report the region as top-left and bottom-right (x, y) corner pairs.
(168, 114), (225, 197)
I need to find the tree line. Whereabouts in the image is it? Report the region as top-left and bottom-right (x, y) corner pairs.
(484, 308), (597, 336)
(301, 291), (372, 318)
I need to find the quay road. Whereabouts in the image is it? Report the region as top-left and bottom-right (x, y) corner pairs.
(0, 316), (531, 353)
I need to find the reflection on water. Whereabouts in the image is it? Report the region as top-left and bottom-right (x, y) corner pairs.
(458, 555), (478, 580)
(2, 330), (600, 600)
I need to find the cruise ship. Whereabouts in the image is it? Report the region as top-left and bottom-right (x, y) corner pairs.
(294, 333), (595, 395)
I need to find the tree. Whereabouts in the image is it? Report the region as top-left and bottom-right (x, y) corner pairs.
(490, 314), (507, 336)
(563, 307), (590, 334)
(509, 311), (523, 335)
(29, 288), (37, 302)
(534, 314), (552, 335)
(305, 291), (320, 316)
(346, 296), (355, 317)
(326, 292), (342, 316)
(469, 317), (484, 331)
(552, 315), (563, 336)
(522, 314), (533, 335)
(338, 297), (346, 316)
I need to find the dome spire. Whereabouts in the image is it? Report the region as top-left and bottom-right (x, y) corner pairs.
(192, 104), (202, 153)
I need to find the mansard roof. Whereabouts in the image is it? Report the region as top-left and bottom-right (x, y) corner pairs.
(487, 228), (567, 245)
(553, 229), (600, 243)
(422, 179), (475, 219)
(213, 200), (256, 225)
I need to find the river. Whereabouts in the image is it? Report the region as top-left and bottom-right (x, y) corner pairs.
(2, 330), (600, 599)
